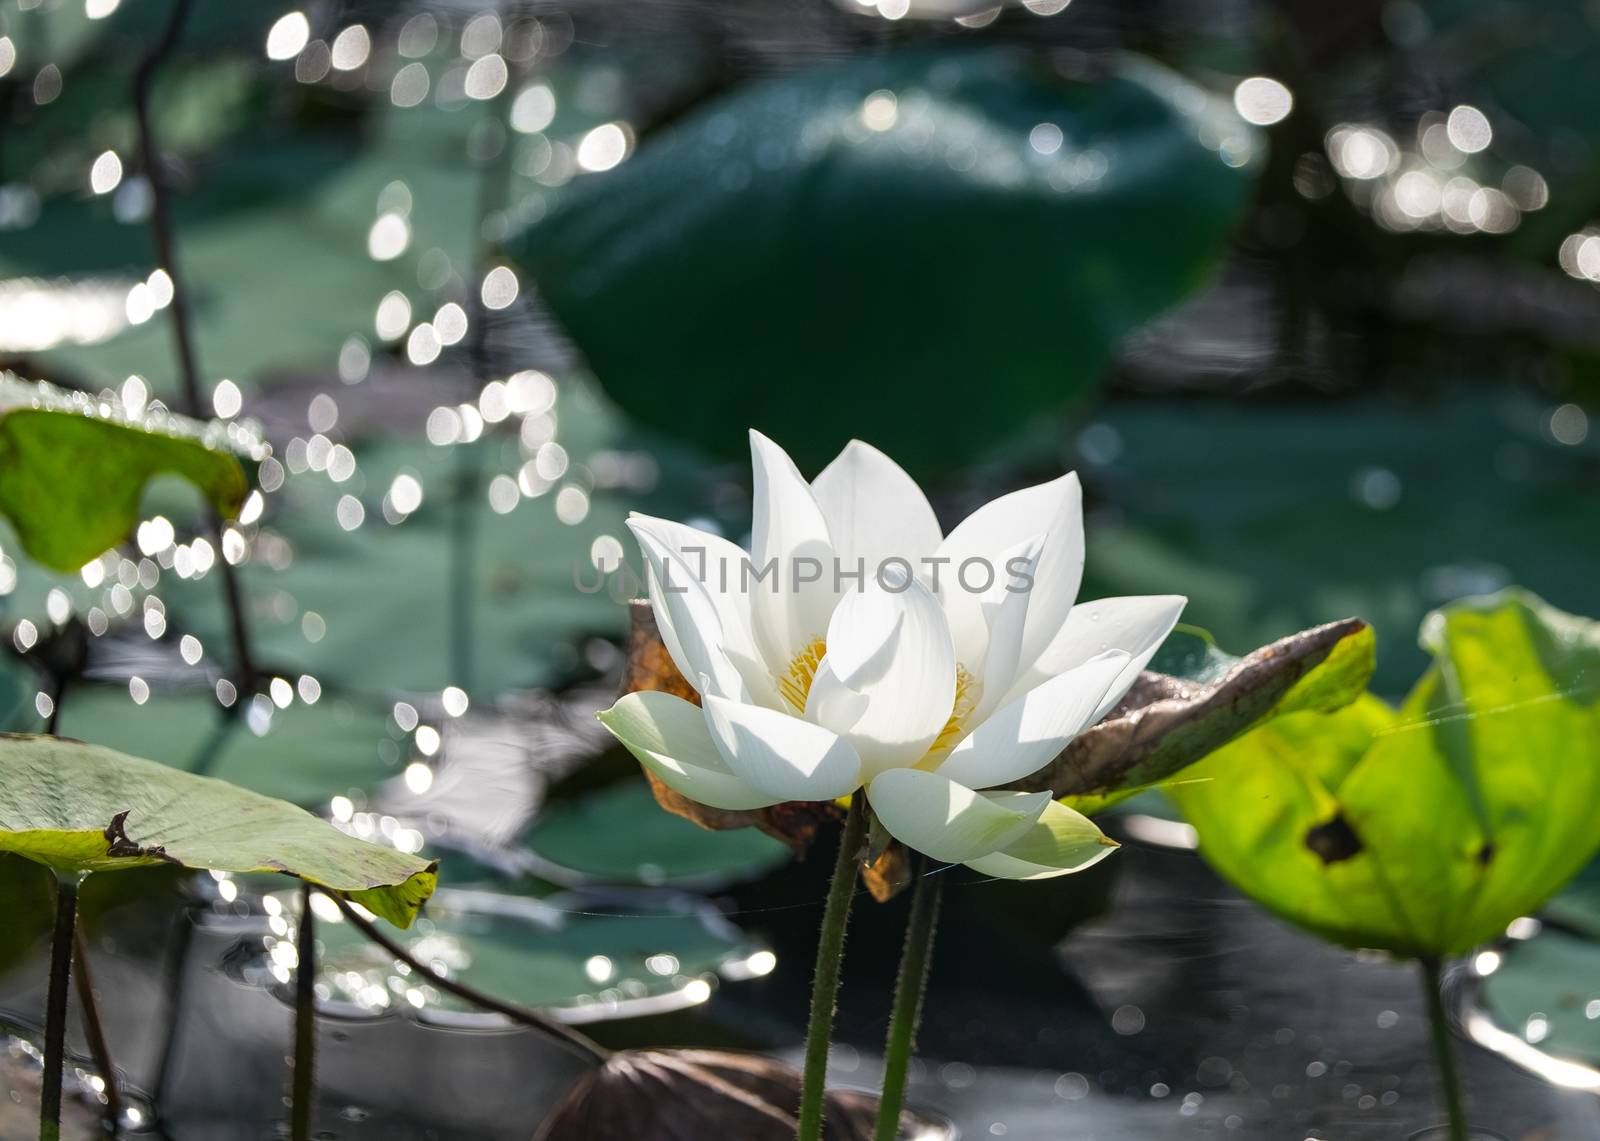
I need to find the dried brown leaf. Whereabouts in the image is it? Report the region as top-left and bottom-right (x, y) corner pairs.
(532, 1049), (937, 1140)
(1014, 617), (1373, 797)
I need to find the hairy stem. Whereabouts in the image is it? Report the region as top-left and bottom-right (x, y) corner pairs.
(873, 860), (943, 1141)
(39, 876), (78, 1141)
(316, 888), (605, 1062)
(131, 0), (257, 694)
(289, 882), (315, 1141)
(796, 799), (869, 1141)
(71, 929), (123, 1137)
(1420, 956), (1468, 1141)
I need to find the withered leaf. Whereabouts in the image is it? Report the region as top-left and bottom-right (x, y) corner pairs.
(532, 1049), (935, 1141)
(1015, 617), (1373, 799)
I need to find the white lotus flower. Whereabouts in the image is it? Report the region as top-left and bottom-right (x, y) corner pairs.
(598, 431), (1185, 880)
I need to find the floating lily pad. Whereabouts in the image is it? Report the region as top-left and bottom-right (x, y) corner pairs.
(0, 734), (436, 926)
(260, 886), (770, 1024)
(52, 683), (403, 809)
(1480, 928), (1600, 1069)
(526, 779), (790, 889)
(0, 373), (259, 572)
(1172, 590), (1600, 957)
(507, 49), (1256, 477)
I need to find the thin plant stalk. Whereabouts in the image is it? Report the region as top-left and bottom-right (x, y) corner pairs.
(316, 888), (605, 1063)
(450, 0), (530, 698)
(872, 860), (944, 1141)
(1419, 956), (1468, 1141)
(289, 882), (316, 1141)
(131, 0), (257, 694)
(149, 907), (197, 1126)
(39, 875), (79, 1141)
(796, 799), (869, 1141)
(71, 929), (123, 1137)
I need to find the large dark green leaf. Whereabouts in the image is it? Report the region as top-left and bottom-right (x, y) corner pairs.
(0, 373), (256, 571)
(506, 49), (1257, 476)
(1171, 590), (1600, 957)
(0, 734), (436, 926)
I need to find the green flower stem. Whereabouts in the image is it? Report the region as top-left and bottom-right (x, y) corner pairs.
(289, 882), (316, 1141)
(71, 928), (123, 1137)
(1420, 956), (1468, 1141)
(873, 859), (944, 1141)
(39, 875), (78, 1141)
(796, 798), (869, 1141)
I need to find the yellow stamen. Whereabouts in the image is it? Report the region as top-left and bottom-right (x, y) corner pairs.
(778, 637), (827, 714)
(925, 666), (980, 763)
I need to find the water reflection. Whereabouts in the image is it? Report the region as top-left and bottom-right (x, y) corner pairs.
(249, 886), (771, 1026)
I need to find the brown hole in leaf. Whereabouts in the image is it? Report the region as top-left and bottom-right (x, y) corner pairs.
(1305, 814), (1363, 865)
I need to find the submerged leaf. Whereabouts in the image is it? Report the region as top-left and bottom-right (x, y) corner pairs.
(0, 734), (437, 927)
(534, 1049), (935, 1140)
(0, 373), (261, 571)
(1171, 590), (1600, 957)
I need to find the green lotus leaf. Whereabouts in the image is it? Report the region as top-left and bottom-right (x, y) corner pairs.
(0, 373), (259, 572)
(506, 49), (1257, 477)
(0, 734), (436, 927)
(1171, 590), (1600, 957)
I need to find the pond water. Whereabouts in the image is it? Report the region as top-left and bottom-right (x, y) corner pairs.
(3, 3), (1600, 1136)
(3, 807), (1597, 1140)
